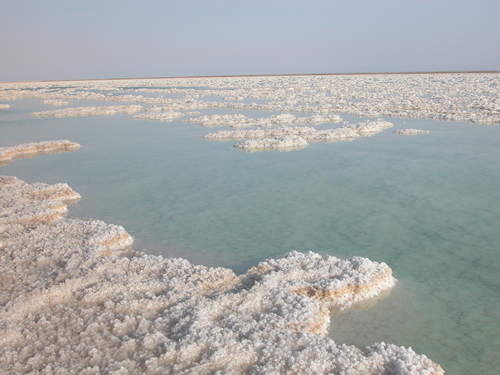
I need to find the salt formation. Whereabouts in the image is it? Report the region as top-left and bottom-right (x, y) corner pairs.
(204, 126), (318, 140)
(30, 105), (143, 117)
(185, 113), (342, 128)
(1, 73), (499, 124)
(234, 135), (309, 151)
(0, 104), (10, 109)
(41, 100), (69, 106)
(394, 129), (430, 135)
(0, 140), (80, 165)
(344, 118), (394, 134)
(131, 111), (184, 121)
(228, 119), (392, 151)
(0, 174), (444, 374)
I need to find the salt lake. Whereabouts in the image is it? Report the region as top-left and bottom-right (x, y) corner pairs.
(1, 75), (499, 374)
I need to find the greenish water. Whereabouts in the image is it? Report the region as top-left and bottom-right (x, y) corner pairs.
(1, 98), (499, 374)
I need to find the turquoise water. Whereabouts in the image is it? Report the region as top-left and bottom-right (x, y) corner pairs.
(1, 98), (499, 374)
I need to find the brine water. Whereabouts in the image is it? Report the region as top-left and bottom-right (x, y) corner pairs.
(1, 98), (499, 374)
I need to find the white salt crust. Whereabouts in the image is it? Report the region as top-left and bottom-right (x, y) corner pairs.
(2, 73), (498, 124)
(394, 129), (431, 135)
(0, 104), (10, 109)
(41, 100), (69, 106)
(131, 111), (184, 122)
(231, 119), (393, 151)
(0, 174), (444, 374)
(184, 113), (342, 128)
(0, 140), (80, 165)
(30, 105), (143, 117)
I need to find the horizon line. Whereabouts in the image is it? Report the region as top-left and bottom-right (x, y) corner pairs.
(2, 70), (499, 84)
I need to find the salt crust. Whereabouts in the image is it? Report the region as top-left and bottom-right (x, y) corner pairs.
(0, 140), (80, 165)
(184, 113), (342, 128)
(41, 100), (69, 106)
(183, 113), (342, 128)
(231, 119), (393, 151)
(394, 129), (430, 135)
(0, 175), (443, 374)
(0, 104), (10, 109)
(131, 111), (184, 122)
(235, 135), (309, 151)
(1, 73), (498, 124)
(30, 105), (143, 117)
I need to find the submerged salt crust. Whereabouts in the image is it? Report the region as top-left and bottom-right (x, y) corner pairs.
(0, 173), (443, 374)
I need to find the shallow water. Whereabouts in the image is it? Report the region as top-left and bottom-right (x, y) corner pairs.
(1, 98), (499, 374)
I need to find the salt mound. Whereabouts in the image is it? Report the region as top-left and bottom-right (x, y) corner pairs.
(30, 105), (143, 117)
(234, 135), (309, 151)
(0, 140), (80, 165)
(0, 176), (443, 374)
(395, 128), (431, 135)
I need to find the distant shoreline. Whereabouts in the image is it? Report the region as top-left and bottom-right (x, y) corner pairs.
(2, 70), (499, 84)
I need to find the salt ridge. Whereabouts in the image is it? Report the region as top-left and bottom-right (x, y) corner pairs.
(0, 140), (80, 165)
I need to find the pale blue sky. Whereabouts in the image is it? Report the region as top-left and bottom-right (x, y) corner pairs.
(0, 0), (499, 82)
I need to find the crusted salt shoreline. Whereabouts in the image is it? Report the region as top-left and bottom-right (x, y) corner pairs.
(0, 145), (443, 374)
(0, 140), (81, 165)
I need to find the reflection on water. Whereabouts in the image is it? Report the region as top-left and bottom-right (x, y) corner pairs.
(1, 98), (499, 374)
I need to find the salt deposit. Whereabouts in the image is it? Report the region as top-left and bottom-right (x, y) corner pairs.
(185, 113), (342, 128)
(0, 140), (80, 165)
(41, 100), (69, 106)
(131, 111), (184, 122)
(30, 105), (143, 117)
(1, 73), (499, 124)
(0, 104), (10, 109)
(203, 126), (318, 140)
(344, 118), (394, 134)
(215, 119), (392, 151)
(395, 129), (431, 135)
(234, 135), (309, 151)
(0, 174), (444, 374)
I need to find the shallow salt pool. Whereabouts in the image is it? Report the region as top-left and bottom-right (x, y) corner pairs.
(1, 98), (499, 374)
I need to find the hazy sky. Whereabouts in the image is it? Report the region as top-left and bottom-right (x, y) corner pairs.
(1, 0), (499, 82)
